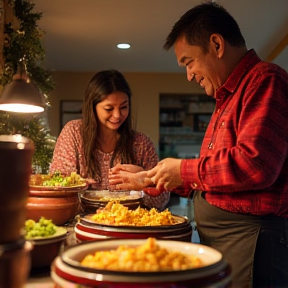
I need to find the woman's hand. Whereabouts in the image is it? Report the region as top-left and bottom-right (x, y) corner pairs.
(85, 178), (97, 185)
(110, 164), (144, 174)
(108, 170), (153, 191)
(108, 160), (182, 196)
(109, 170), (164, 197)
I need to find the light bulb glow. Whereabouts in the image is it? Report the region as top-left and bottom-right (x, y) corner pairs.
(0, 103), (44, 113)
(117, 43), (131, 49)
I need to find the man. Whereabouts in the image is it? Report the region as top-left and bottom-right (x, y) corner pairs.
(109, 2), (288, 287)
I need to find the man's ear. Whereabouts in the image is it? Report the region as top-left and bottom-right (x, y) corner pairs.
(210, 34), (224, 59)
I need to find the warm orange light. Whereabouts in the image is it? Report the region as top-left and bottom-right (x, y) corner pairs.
(0, 61), (45, 113)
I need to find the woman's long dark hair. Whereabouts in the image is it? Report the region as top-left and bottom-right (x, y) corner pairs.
(81, 69), (135, 181)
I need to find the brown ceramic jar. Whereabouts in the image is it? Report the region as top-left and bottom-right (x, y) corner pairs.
(0, 135), (34, 244)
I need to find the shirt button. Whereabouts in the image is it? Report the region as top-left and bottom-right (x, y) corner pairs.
(191, 183), (198, 188)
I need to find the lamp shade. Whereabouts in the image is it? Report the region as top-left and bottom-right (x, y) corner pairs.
(0, 62), (45, 113)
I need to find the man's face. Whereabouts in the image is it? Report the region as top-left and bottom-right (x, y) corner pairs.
(174, 36), (221, 97)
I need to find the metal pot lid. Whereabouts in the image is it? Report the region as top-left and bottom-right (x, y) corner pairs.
(80, 190), (143, 202)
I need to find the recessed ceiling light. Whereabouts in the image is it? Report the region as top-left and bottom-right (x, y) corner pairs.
(117, 43), (131, 49)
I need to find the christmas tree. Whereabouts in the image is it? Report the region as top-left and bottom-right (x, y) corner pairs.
(0, 0), (55, 174)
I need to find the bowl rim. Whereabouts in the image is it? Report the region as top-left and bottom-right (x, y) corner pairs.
(0, 237), (26, 252)
(30, 183), (88, 192)
(79, 190), (143, 202)
(80, 214), (189, 230)
(25, 226), (68, 244)
(74, 225), (110, 240)
(74, 224), (192, 242)
(76, 220), (191, 234)
(53, 255), (230, 284)
(0, 241), (33, 259)
(60, 238), (223, 277)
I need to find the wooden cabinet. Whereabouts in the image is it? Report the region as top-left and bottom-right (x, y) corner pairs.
(159, 93), (215, 159)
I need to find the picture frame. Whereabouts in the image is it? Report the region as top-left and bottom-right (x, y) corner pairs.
(60, 100), (83, 129)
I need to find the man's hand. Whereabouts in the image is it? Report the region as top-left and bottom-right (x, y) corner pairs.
(147, 158), (182, 191)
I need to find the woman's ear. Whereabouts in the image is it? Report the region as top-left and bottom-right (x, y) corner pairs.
(210, 34), (224, 59)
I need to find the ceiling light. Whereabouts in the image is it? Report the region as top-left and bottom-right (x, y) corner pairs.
(117, 43), (131, 49)
(0, 60), (45, 113)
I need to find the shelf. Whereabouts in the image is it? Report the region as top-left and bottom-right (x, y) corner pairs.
(160, 105), (184, 109)
(186, 111), (214, 114)
(160, 141), (202, 145)
(159, 94), (215, 157)
(160, 122), (183, 127)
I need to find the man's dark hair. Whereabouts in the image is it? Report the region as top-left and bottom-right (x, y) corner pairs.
(164, 2), (246, 53)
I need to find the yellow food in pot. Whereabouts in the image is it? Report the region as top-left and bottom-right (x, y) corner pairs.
(90, 201), (177, 226)
(81, 237), (203, 272)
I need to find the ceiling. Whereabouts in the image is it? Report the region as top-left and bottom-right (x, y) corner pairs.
(33, 0), (288, 73)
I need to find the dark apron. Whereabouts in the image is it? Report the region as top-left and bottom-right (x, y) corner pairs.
(193, 190), (288, 288)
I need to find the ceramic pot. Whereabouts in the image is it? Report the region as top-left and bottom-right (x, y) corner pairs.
(29, 228), (67, 268)
(26, 193), (80, 225)
(79, 190), (143, 214)
(51, 239), (232, 288)
(0, 135), (34, 244)
(75, 214), (192, 242)
(0, 241), (33, 288)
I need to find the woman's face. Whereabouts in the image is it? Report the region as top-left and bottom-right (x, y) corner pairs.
(95, 91), (129, 131)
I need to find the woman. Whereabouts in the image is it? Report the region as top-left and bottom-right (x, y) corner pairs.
(50, 69), (170, 210)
